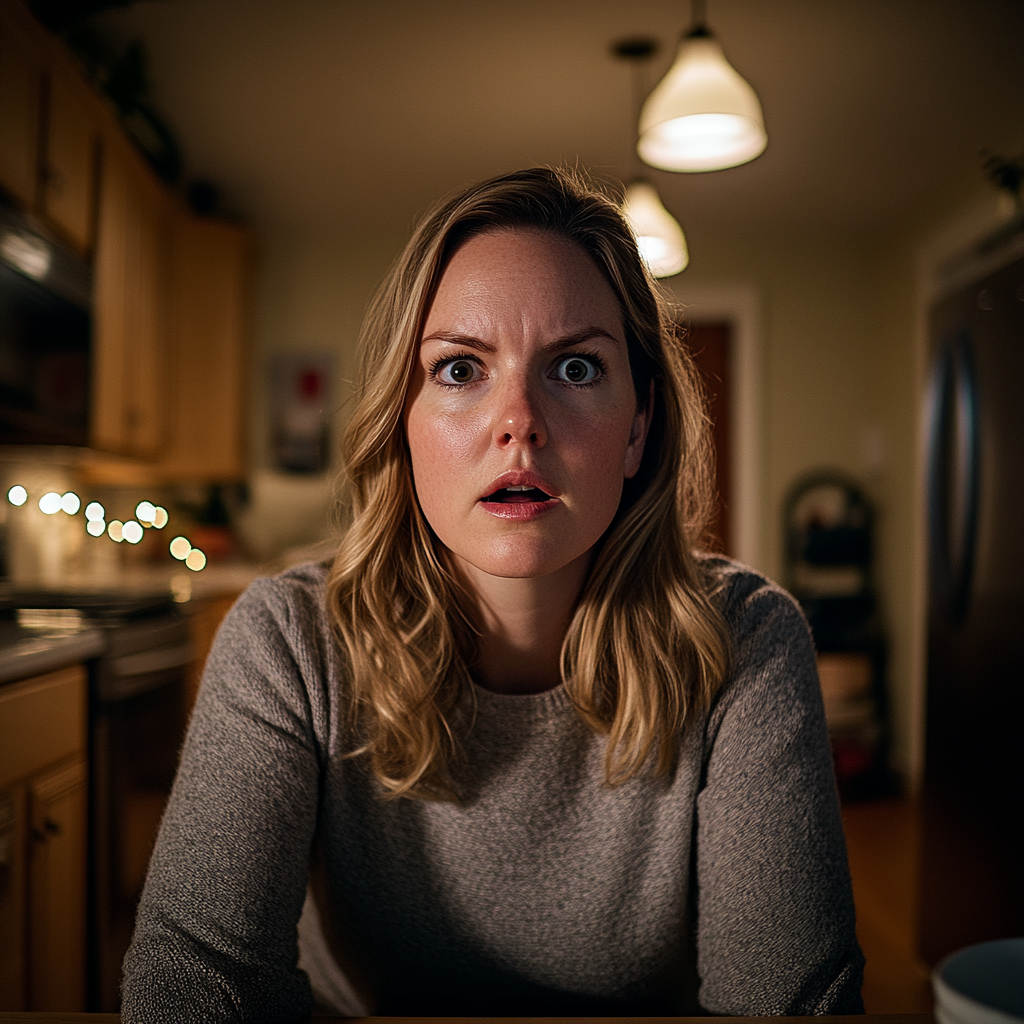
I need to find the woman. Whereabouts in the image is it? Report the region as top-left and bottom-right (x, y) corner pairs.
(123, 167), (864, 1021)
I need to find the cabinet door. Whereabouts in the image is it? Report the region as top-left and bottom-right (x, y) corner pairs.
(39, 64), (98, 254)
(28, 756), (86, 1012)
(0, 785), (28, 1011)
(92, 132), (170, 457)
(158, 210), (252, 480)
(0, 0), (44, 207)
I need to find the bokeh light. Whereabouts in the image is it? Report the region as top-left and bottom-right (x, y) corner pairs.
(86, 519), (106, 537)
(185, 548), (207, 571)
(153, 506), (169, 528)
(85, 501), (105, 521)
(39, 491), (61, 515)
(122, 520), (144, 544)
(136, 501), (157, 524)
(7, 485), (27, 506)
(108, 520), (124, 542)
(169, 536), (191, 560)
(61, 491), (81, 515)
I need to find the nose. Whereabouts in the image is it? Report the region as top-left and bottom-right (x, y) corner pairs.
(492, 374), (547, 449)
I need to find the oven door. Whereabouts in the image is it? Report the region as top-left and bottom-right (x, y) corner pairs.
(89, 613), (192, 1012)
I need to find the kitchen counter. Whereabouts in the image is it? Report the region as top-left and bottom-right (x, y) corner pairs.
(0, 620), (104, 685)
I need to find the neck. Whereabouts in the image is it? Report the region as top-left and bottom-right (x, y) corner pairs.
(453, 551), (591, 695)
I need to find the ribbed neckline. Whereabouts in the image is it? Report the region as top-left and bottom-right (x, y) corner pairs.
(467, 678), (576, 725)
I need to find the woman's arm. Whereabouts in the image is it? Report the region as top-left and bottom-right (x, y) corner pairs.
(121, 576), (326, 1024)
(695, 574), (865, 1015)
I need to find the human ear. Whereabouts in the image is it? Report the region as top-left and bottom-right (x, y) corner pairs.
(624, 379), (654, 480)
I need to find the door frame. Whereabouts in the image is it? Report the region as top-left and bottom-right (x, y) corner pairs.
(665, 281), (764, 571)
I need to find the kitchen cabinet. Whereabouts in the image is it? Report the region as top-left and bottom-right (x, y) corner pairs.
(2, 0), (252, 478)
(0, 0), (43, 208)
(92, 130), (171, 459)
(0, 664), (88, 1012)
(38, 61), (99, 254)
(0, 0), (98, 252)
(157, 210), (252, 480)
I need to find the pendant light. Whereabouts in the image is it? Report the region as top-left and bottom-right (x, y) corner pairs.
(622, 180), (688, 277)
(638, 0), (767, 173)
(613, 38), (689, 277)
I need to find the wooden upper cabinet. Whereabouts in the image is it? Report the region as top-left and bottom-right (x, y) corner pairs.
(0, 0), (44, 207)
(92, 131), (170, 458)
(158, 210), (252, 480)
(38, 62), (98, 254)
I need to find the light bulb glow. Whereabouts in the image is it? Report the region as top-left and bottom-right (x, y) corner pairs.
(7, 485), (27, 506)
(86, 519), (106, 537)
(185, 548), (207, 571)
(61, 491), (81, 515)
(153, 506), (169, 528)
(122, 520), (144, 544)
(169, 536), (192, 560)
(85, 501), (105, 521)
(639, 34), (767, 172)
(136, 501), (157, 524)
(39, 491), (62, 515)
(621, 181), (689, 278)
(108, 520), (124, 542)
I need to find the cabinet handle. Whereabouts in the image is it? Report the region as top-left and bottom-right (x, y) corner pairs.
(32, 817), (63, 843)
(43, 164), (66, 197)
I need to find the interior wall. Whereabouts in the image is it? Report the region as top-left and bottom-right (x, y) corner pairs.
(235, 227), (402, 559)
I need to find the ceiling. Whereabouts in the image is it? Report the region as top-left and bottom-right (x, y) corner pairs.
(88, 0), (1024, 243)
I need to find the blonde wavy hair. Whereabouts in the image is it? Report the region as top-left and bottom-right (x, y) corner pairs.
(327, 167), (730, 801)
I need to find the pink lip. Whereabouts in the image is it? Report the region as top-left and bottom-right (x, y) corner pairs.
(478, 469), (562, 521)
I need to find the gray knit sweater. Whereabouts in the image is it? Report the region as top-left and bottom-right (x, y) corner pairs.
(122, 557), (864, 1021)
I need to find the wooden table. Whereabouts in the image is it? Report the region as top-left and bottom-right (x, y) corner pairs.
(0, 1015), (937, 1023)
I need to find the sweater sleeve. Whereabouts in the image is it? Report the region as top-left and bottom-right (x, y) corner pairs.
(694, 574), (865, 1015)
(121, 577), (324, 1024)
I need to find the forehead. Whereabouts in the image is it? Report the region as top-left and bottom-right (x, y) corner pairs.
(425, 228), (622, 332)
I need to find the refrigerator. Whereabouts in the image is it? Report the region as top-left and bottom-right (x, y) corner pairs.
(918, 230), (1024, 964)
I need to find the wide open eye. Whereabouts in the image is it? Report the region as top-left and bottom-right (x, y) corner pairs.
(433, 357), (482, 385)
(553, 354), (602, 385)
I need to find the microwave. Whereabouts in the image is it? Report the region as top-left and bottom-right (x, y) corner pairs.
(0, 202), (92, 447)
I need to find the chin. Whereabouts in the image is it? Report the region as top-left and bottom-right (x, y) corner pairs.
(458, 537), (592, 581)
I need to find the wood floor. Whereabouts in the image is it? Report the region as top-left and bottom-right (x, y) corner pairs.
(842, 798), (934, 1013)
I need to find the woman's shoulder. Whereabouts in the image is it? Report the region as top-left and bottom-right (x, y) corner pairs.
(231, 558), (332, 626)
(209, 559), (336, 676)
(696, 551), (805, 633)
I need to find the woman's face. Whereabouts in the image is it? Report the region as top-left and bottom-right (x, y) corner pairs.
(404, 228), (650, 582)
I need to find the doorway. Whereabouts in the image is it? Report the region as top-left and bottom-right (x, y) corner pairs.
(687, 321), (732, 556)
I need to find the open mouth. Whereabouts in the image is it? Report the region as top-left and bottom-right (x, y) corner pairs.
(483, 484), (553, 504)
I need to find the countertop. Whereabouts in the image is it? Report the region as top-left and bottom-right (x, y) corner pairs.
(0, 621), (105, 685)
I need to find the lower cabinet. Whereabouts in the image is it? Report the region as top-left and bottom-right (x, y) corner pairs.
(0, 665), (87, 1012)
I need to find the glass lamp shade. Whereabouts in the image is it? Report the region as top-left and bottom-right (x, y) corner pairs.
(622, 180), (688, 277)
(638, 32), (767, 172)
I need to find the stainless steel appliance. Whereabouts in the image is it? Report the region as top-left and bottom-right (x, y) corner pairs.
(0, 202), (92, 447)
(919, 233), (1024, 962)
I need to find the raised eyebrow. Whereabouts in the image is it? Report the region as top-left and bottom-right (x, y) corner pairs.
(541, 328), (621, 352)
(419, 332), (494, 353)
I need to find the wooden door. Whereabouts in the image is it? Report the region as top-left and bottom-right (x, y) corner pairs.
(687, 321), (733, 555)
(0, 0), (44, 208)
(28, 757), (87, 1011)
(0, 785), (28, 1010)
(39, 63), (98, 254)
(158, 210), (251, 480)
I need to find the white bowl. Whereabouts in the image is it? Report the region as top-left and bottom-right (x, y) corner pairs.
(933, 938), (1024, 1024)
